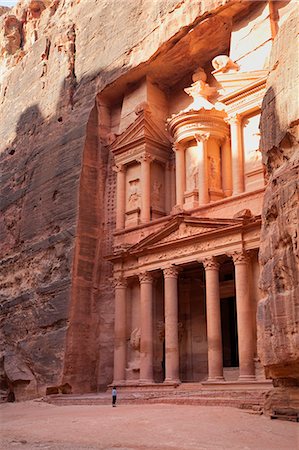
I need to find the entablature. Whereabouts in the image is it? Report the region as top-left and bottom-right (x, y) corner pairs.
(107, 213), (261, 276)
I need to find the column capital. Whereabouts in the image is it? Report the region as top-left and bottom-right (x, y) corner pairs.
(137, 152), (154, 164)
(112, 164), (125, 173)
(172, 142), (184, 152)
(194, 132), (210, 143)
(163, 265), (181, 278)
(202, 256), (220, 270)
(112, 276), (127, 288)
(225, 113), (242, 126)
(231, 250), (250, 265)
(139, 271), (154, 283)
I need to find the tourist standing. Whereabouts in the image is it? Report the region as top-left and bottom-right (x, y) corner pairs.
(112, 386), (117, 407)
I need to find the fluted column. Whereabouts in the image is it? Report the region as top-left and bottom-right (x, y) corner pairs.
(139, 153), (153, 223)
(113, 276), (127, 384)
(113, 164), (126, 229)
(173, 143), (185, 207)
(195, 133), (209, 205)
(221, 137), (232, 197)
(139, 271), (154, 384)
(163, 266), (180, 384)
(232, 251), (255, 380)
(227, 115), (244, 195)
(203, 257), (224, 381)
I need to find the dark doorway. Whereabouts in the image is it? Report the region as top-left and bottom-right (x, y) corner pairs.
(221, 297), (239, 367)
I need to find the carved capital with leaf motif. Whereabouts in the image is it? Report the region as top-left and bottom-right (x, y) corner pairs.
(137, 153), (154, 164)
(231, 251), (250, 265)
(225, 114), (242, 126)
(139, 271), (154, 284)
(202, 256), (220, 271)
(163, 265), (181, 278)
(112, 164), (125, 173)
(112, 276), (127, 289)
(195, 132), (210, 144)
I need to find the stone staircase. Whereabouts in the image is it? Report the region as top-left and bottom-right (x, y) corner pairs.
(43, 381), (272, 412)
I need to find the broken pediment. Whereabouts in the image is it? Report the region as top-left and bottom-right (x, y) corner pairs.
(129, 215), (242, 254)
(111, 109), (170, 155)
(213, 69), (268, 98)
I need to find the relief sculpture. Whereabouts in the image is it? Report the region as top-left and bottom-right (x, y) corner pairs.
(128, 178), (140, 209)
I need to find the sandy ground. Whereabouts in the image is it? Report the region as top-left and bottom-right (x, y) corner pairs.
(0, 400), (298, 450)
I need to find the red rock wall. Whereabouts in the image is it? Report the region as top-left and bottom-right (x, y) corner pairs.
(0, 0), (233, 399)
(258, 6), (299, 412)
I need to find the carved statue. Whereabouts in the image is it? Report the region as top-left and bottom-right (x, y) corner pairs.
(128, 178), (140, 208)
(208, 156), (217, 189)
(183, 67), (225, 112)
(212, 55), (239, 72)
(184, 67), (217, 101)
(126, 328), (141, 376)
(187, 160), (199, 190)
(151, 179), (162, 206)
(130, 327), (141, 351)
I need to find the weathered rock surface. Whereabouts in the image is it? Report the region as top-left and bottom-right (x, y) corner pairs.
(258, 6), (299, 414)
(0, 0), (236, 399)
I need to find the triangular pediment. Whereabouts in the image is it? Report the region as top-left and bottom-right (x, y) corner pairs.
(111, 110), (170, 153)
(129, 214), (242, 254)
(213, 70), (268, 97)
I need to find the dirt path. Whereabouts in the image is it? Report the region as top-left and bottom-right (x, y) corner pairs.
(1, 400), (298, 450)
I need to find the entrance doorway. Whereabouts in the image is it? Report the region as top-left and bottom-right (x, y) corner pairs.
(221, 297), (239, 367)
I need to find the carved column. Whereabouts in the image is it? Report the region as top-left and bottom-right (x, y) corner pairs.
(195, 133), (209, 205)
(113, 276), (127, 384)
(232, 251), (255, 380)
(165, 160), (172, 214)
(163, 266), (180, 383)
(139, 153), (153, 223)
(221, 137), (232, 197)
(173, 143), (185, 207)
(203, 257), (224, 381)
(227, 115), (244, 195)
(139, 271), (154, 384)
(113, 164), (126, 229)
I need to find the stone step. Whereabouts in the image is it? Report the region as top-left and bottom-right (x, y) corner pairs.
(43, 389), (267, 410)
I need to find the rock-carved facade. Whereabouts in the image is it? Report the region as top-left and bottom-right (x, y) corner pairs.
(0, 0), (298, 412)
(106, 10), (271, 387)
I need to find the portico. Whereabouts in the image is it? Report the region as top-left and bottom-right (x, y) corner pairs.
(110, 214), (260, 386)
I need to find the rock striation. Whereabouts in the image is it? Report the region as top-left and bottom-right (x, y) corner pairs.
(258, 6), (299, 415)
(0, 0), (234, 399)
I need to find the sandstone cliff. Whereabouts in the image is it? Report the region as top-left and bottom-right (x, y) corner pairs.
(0, 0), (235, 399)
(258, 6), (299, 415)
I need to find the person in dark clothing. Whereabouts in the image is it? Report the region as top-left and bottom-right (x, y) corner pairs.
(112, 386), (117, 407)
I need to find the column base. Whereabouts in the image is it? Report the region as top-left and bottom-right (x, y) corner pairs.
(139, 379), (154, 385)
(206, 376), (225, 382)
(111, 380), (126, 386)
(238, 375), (256, 382)
(163, 378), (181, 386)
